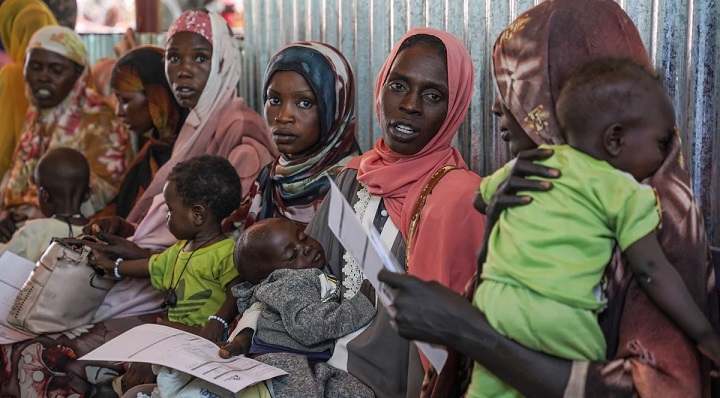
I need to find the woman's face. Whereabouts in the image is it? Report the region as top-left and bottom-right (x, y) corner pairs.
(378, 43), (449, 155)
(491, 96), (537, 157)
(113, 88), (153, 135)
(24, 48), (82, 109)
(165, 32), (213, 110)
(264, 70), (321, 159)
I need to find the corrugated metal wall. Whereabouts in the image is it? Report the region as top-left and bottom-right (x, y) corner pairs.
(240, 0), (719, 246)
(81, 0), (719, 245)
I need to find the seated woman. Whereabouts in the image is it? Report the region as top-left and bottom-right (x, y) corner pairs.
(0, 25), (130, 232)
(223, 41), (360, 232)
(0, 11), (275, 398)
(0, 0), (57, 178)
(378, 0), (716, 396)
(300, 28), (486, 398)
(100, 45), (187, 219)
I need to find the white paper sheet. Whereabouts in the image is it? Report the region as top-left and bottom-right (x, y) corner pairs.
(326, 178), (449, 372)
(80, 324), (287, 393)
(0, 251), (38, 343)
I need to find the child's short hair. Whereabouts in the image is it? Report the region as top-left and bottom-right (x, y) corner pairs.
(233, 218), (278, 283)
(556, 58), (666, 138)
(35, 147), (90, 202)
(167, 155), (241, 220)
(36, 147), (90, 185)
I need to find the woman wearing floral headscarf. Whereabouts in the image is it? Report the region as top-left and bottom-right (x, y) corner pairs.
(0, 25), (130, 235)
(380, 0), (716, 397)
(0, 0), (57, 179)
(224, 41), (360, 232)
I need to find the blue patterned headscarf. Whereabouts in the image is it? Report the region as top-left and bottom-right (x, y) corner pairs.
(225, 41), (360, 230)
(225, 42), (360, 228)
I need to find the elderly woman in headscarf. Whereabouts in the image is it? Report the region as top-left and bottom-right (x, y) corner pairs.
(223, 41), (360, 232)
(0, 0), (57, 178)
(0, 25), (130, 241)
(100, 45), (187, 219)
(379, 0), (716, 397)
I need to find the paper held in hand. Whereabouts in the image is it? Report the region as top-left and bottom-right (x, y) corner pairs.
(80, 324), (286, 393)
(326, 177), (449, 372)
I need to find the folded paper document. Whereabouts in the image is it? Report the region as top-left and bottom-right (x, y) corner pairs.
(80, 323), (286, 393)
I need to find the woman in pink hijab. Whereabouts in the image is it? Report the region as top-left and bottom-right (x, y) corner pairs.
(303, 28), (486, 398)
(83, 10), (277, 323)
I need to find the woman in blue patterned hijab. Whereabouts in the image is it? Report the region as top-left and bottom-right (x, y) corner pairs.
(224, 41), (360, 231)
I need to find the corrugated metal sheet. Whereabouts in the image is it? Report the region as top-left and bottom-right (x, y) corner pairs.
(81, 33), (167, 65)
(81, 0), (719, 245)
(239, 0), (719, 246)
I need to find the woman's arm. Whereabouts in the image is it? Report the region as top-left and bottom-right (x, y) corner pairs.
(377, 149), (570, 396)
(379, 270), (571, 398)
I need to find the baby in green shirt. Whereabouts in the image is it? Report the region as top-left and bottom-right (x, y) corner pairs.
(91, 155), (242, 342)
(470, 58), (720, 397)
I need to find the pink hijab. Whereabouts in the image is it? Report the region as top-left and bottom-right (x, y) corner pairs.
(350, 27), (483, 291)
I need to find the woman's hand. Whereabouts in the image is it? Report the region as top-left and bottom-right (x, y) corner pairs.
(476, 148), (559, 220)
(0, 210), (27, 242)
(378, 270), (477, 345)
(76, 230), (151, 260)
(87, 248), (114, 272)
(82, 216), (136, 238)
(219, 328), (253, 358)
(379, 270), (571, 397)
(475, 147), (560, 267)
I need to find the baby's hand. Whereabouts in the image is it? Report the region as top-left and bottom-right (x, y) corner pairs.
(218, 328), (253, 358)
(200, 320), (225, 343)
